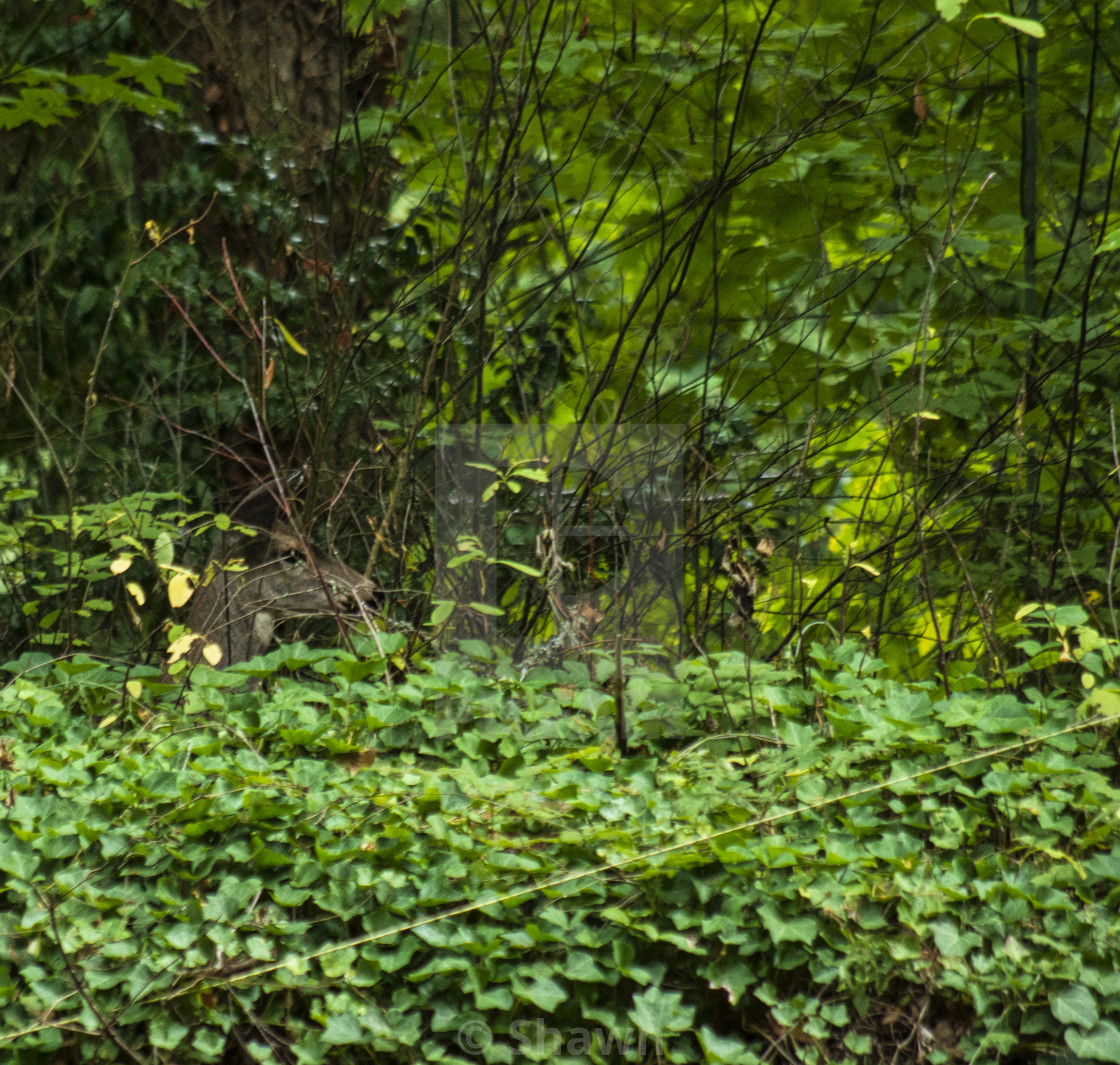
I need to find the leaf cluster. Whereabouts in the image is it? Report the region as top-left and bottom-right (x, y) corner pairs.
(2, 635), (1120, 1063)
(0, 481), (190, 663)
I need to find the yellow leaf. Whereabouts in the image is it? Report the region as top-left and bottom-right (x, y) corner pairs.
(125, 680), (143, 699)
(850, 562), (880, 576)
(126, 581), (146, 606)
(202, 642), (224, 666)
(166, 632), (202, 663)
(168, 572), (196, 608)
(110, 555), (133, 575)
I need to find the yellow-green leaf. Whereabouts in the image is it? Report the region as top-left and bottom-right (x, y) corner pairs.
(274, 318), (308, 355)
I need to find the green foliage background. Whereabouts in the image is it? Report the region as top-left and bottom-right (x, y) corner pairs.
(3, 0), (1119, 675)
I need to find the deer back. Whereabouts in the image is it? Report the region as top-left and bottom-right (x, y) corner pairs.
(181, 480), (378, 668)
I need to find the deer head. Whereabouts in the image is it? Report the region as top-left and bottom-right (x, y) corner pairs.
(169, 476), (379, 671)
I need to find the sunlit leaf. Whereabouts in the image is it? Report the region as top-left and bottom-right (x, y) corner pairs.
(273, 318), (307, 355)
(167, 572), (195, 607)
(967, 12), (1045, 37)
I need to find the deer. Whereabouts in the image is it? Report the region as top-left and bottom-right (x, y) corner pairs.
(165, 474), (379, 674)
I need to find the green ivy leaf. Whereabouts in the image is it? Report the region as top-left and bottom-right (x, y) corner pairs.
(755, 901), (818, 946)
(1066, 1022), (1120, 1063)
(629, 986), (695, 1036)
(1051, 984), (1100, 1028)
(697, 1025), (754, 1063)
(512, 975), (567, 1011)
(322, 1013), (365, 1045)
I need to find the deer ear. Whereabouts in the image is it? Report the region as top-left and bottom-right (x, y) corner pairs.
(229, 470), (306, 530)
(269, 528), (306, 558)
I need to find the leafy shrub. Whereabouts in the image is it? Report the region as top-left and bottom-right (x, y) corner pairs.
(2, 634), (1120, 1063)
(0, 485), (189, 664)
